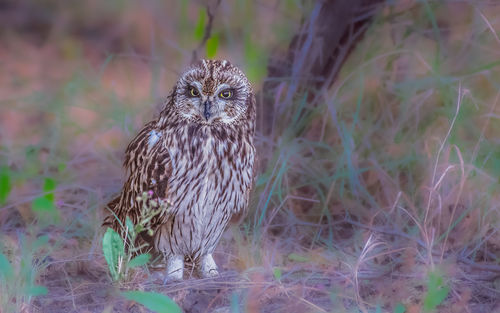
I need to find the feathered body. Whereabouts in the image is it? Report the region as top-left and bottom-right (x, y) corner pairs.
(104, 60), (255, 280)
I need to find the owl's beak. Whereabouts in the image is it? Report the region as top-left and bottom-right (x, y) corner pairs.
(203, 100), (212, 121)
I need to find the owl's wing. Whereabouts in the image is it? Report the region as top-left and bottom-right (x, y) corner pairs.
(230, 143), (256, 225)
(126, 120), (173, 200)
(141, 143), (173, 230)
(123, 121), (158, 172)
(104, 121), (173, 229)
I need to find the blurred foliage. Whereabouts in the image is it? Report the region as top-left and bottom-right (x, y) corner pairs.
(206, 33), (219, 59)
(194, 8), (206, 41)
(31, 177), (59, 224)
(0, 167), (11, 205)
(423, 271), (450, 312)
(0, 235), (50, 313)
(121, 290), (181, 313)
(394, 303), (406, 313)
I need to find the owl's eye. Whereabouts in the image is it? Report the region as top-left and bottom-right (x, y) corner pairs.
(188, 86), (200, 97)
(219, 89), (233, 99)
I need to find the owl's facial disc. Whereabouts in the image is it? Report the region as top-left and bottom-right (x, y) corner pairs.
(201, 83), (236, 121)
(174, 60), (251, 125)
(182, 81), (241, 124)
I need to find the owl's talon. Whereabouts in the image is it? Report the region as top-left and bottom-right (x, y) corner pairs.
(200, 254), (219, 278)
(164, 254), (184, 282)
(207, 268), (219, 277)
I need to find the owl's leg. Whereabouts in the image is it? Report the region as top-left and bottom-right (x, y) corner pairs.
(164, 254), (184, 282)
(199, 254), (219, 278)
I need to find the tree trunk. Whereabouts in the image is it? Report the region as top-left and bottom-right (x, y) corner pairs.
(258, 0), (383, 136)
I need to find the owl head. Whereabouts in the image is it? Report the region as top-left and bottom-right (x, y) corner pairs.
(171, 59), (254, 125)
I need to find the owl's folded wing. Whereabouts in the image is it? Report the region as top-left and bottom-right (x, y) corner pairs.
(104, 121), (173, 230)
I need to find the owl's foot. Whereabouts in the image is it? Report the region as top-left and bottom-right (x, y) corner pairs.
(164, 254), (184, 282)
(200, 254), (219, 278)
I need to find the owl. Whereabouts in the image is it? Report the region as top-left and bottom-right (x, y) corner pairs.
(104, 59), (256, 281)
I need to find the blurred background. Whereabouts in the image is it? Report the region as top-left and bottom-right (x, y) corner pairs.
(1, 0), (500, 312)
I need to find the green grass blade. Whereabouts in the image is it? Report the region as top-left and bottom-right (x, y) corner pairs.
(125, 216), (135, 240)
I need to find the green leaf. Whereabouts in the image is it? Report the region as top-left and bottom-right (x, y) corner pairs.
(102, 227), (125, 281)
(424, 287), (449, 311)
(394, 303), (406, 313)
(287, 253), (309, 262)
(32, 197), (55, 212)
(423, 271), (450, 311)
(31, 196), (59, 224)
(128, 253), (151, 268)
(206, 33), (219, 58)
(125, 216), (135, 240)
(0, 252), (13, 279)
(194, 9), (206, 41)
(0, 167), (11, 204)
(121, 291), (181, 313)
(25, 285), (48, 296)
(273, 267), (281, 281)
(43, 178), (56, 202)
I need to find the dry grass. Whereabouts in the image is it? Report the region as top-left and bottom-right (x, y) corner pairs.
(1, 0), (500, 312)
